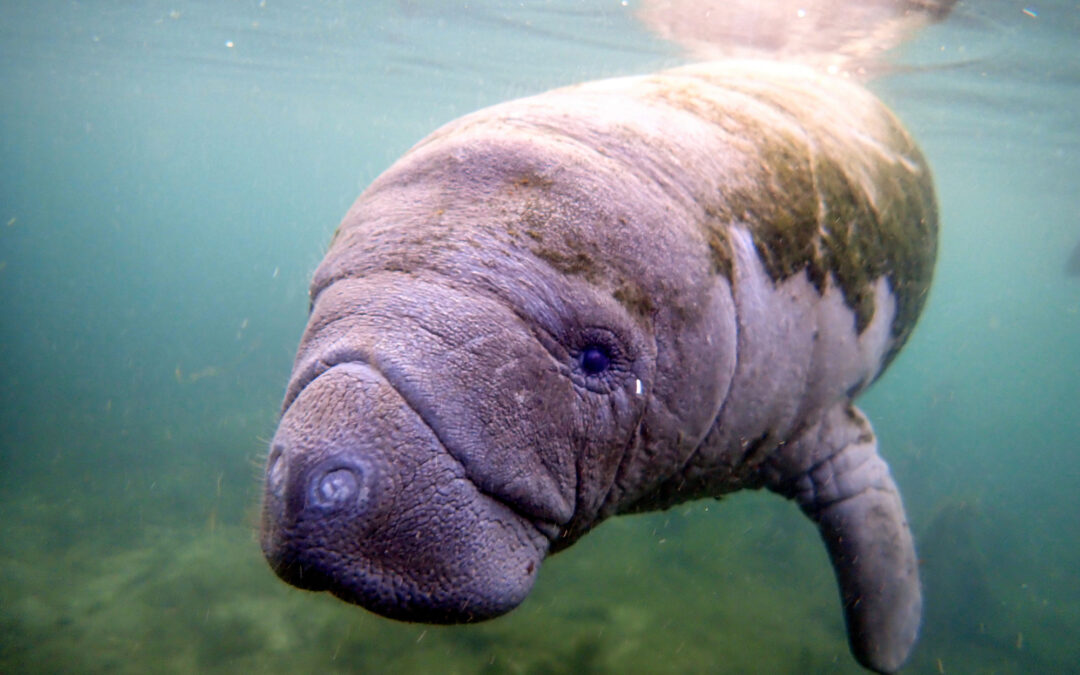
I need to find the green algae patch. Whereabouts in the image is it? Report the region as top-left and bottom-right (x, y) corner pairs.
(513, 183), (606, 286)
(613, 279), (656, 320)
(649, 67), (937, 357)
(703, 216), (735, 280)
(532, 246), (599, 280)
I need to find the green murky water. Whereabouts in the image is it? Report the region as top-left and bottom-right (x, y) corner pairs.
(2, 1), (1078, 672)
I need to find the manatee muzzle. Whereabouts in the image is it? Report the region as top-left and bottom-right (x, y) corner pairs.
(260, 361), (549, 623)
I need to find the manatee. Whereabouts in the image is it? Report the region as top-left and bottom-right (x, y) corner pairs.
(260, 58), (937, 673)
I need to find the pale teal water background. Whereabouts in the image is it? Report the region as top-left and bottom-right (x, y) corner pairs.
(1, 1), (1078, 672)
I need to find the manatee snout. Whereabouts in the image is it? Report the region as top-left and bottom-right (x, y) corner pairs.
(260, 360), (548, 623)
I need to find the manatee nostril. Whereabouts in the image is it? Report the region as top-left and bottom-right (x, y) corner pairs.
(317, 469), (357, 503)
(267, 444), (288, 496)
(307, 462), (368, 511)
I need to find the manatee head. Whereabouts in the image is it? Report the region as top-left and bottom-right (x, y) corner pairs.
(259, 105), (737, 621)
(259, 274), (649, 622)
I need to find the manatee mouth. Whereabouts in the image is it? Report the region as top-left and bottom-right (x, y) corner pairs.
(261, 359), (553, 623)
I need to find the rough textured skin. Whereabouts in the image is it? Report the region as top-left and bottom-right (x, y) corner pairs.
(261, 60), (936, 673)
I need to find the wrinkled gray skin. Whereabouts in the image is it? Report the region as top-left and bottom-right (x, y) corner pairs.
(261, 61), (935, 673)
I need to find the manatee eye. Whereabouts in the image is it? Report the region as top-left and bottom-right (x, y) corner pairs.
(580, 345), (612, 375)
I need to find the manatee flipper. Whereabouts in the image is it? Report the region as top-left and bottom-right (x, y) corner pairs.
(762, 404), (920, 674)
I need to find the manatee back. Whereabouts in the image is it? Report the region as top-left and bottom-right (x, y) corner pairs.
(344, 60), (936, 364)
(661, 61), (937, 362)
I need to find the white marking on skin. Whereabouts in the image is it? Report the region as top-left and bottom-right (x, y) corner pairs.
(635, 379), (643, 396)
(704, 226), (898, 458)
